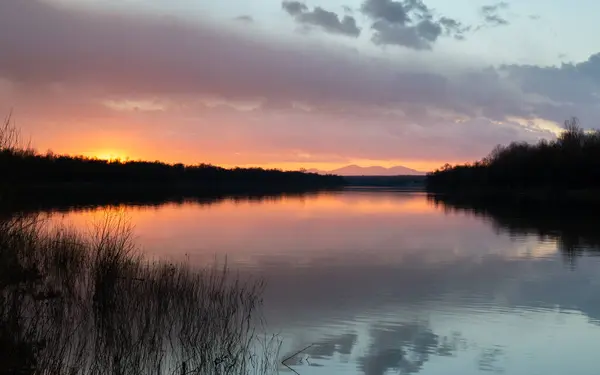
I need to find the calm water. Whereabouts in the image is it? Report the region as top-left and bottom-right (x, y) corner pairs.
(48, 190), (600, 375)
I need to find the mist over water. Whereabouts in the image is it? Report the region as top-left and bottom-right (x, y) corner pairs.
(49, 190), (600, 375)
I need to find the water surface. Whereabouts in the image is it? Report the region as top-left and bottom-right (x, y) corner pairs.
(49, 190), (600, 375)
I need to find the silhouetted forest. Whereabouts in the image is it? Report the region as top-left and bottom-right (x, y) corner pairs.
(0, 149), (344, 190)
(427, 118), (600, 192)
(0, 119), (344, 200)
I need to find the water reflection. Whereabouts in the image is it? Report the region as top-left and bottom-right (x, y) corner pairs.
(359, 323), (453, 375)
(44, 190), (600, 375)
(428, 193), (600, 266)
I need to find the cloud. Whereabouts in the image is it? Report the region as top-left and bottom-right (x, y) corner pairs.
(507, 54), (600, 105)
(281, 0), (307, 16)
(282, 1), (361, 37)
(1, 0), (600, 165)
(439, 17), (471, 40)
(361, 0), (412, 24)
(480, 2), (510, 27)
(361, 0), (468, 49)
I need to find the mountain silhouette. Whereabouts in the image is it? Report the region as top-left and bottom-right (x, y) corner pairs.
(307, 165), (424, 176)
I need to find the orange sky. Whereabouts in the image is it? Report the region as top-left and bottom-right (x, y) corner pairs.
(1, 0), (567, 174)
(36, 131), (457, 172)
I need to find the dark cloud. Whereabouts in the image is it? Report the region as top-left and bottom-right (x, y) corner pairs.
(361, 0), (467, 49)
(494, 54), (600, 130)
(502, 53), (600, 105)
(439, 17), (470, 39)
(282, 1), (361, 37)
(416, 18), (442, 41)
(361, 0), (412, 24)
(371, 20), (434, 50)
(281, 0), (307, 16)
(480, 1), (510, 27)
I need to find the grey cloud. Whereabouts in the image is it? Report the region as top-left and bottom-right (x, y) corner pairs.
(416, 19), (442, 41)
(403, 0), (432, 20)
(481, 1), (509, 14)
(502, 53), (600, 108)
(439, 17), (470, 39)
(0, 0), (486, 118)
(484, 14), (508, 26)
(361, 0), (467, 49)
(371, 20), (434, 50)
(480, 1), (510, 27)
(361, 0), (412, 24)
(360, 323), (441, 375)
(281, 0), (307, 16)
(282, 1), (361, 37)
(2, 0), (600, 161)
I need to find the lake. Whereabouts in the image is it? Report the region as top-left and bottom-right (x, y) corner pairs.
(46, 189), (600, 375)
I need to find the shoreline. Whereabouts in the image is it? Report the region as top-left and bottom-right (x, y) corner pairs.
(426, 188), (600, 202)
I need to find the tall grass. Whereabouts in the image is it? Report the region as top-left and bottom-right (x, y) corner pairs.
(0, 214), (280, 374)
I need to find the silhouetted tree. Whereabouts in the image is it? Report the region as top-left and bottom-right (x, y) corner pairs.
(427, 117), (600, 192)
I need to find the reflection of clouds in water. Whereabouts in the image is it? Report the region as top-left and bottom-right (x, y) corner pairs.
(284, 322), (468, 375)
(284, 333), (359, 368)
(477, 346), (506, 373)
(359, 322), (467, 375)
(42, 192), (600, 374)
(270, 251), (600, 375)
(360, 323), (438, 375)
(310, 333), (358, 358)
(263, 253), (600, 330)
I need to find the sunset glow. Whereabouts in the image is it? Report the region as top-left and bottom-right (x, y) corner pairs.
(82, 150), (130, 162)
(3, 0), (598, 173)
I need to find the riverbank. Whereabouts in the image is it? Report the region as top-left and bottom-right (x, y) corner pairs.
(428, 188), (600, 202)
(0, 214), (279, 374)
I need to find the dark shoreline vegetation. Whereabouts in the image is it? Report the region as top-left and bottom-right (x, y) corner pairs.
(0, 117), (345, 201)
(0, 215), (280, 374)
(0, 119), (282, 373)
(0, 149), (345, 195)
(426, 118), (600, 194)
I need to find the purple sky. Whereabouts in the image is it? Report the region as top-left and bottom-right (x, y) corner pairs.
(2, 0), (599, 171)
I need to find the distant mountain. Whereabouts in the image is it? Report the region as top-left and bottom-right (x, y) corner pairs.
(307, 164), (425, 176)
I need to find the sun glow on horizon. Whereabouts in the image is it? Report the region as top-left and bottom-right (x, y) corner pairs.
(81, 150), (130, 162)
(49, 136), (461, 172)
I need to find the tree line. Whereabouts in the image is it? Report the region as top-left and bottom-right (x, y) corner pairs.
(0, 149), (343, 189)
(426, 118), (600, 191)
(0, 118), (344, 194)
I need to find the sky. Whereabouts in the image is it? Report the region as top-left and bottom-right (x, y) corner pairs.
(2, 0), (600, 171)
